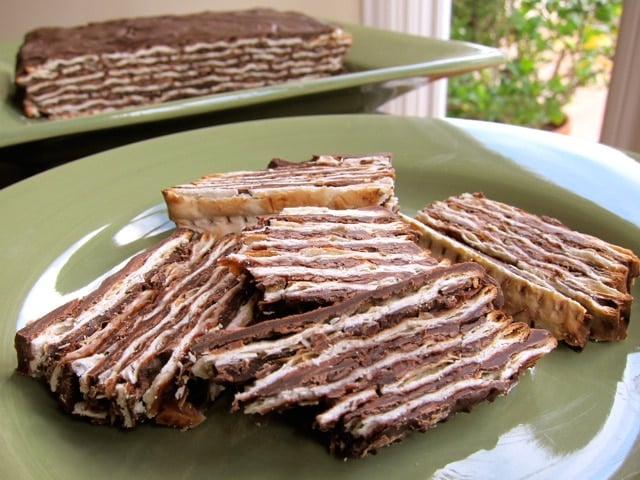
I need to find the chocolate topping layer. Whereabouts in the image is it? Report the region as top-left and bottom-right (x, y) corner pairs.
(18, 9), (340, 62)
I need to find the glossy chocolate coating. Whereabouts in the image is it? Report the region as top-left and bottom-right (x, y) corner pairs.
(18, 9), (337, 65)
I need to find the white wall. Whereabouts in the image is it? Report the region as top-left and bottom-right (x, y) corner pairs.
(0, 0), (361, 40)
(361, 0), (451, 117)
(600, 0), (640, 153)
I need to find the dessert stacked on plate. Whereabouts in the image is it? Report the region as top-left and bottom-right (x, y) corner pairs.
(18, 152), (639, 458)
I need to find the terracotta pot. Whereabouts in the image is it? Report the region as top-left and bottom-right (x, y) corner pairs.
(542, 115), (571, 135)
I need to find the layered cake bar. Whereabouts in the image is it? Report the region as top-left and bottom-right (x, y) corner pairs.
(14, 228), (250, 428)
(412, 192), (640, 349)
(15, 8), (352, 118)
(163, 153), (398, 235)
(219, 206), (441, 314)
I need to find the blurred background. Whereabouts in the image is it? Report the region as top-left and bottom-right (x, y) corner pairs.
(1, 0), (637, 151)
(0, 0), (360, 37)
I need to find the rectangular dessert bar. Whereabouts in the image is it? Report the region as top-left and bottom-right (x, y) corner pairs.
(15, 228), (250, 428)
(162, 153), (398, 235)
(219, 206), (440, 312)
(15, 8), (352, 118)
(412, 192), (640, 349)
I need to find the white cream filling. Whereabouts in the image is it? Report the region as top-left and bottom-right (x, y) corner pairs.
(30, 233), (192, 375)
(197, 271), (487, 382)
(239, 286), (498, 415)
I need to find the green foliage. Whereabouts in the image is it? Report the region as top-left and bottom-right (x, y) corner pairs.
(447, 0), (621, 129)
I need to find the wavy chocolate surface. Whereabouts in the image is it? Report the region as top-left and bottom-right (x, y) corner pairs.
(18, 9), (340, 60)
(15, 229), (250, 428)
(414, 192), (640, 346)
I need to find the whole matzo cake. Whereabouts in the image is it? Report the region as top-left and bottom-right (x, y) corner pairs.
(15, 8), (352, 118)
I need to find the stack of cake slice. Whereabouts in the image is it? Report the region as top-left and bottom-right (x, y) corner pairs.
(14, 205), (557, 457)
(411, 192), (640, 349)
(14, 229), (249, 428)
(15, 8), (352, 119)
(14, 153), (569, 457)
(192, 208), (557, 457)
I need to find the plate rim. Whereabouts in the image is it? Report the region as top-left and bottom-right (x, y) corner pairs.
(1, 114), (638, 480)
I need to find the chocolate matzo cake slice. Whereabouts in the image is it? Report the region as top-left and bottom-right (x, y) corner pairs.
(412, 192), (640, 349)
(15, 229), (253, 428)
(15, 8), (352, 118)
(163, 153), (398, 235)
(220, 206), (440, 314)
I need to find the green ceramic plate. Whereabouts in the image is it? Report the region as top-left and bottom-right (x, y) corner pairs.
(1, 115), (639, 480)
(0, 22), (504, 148)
